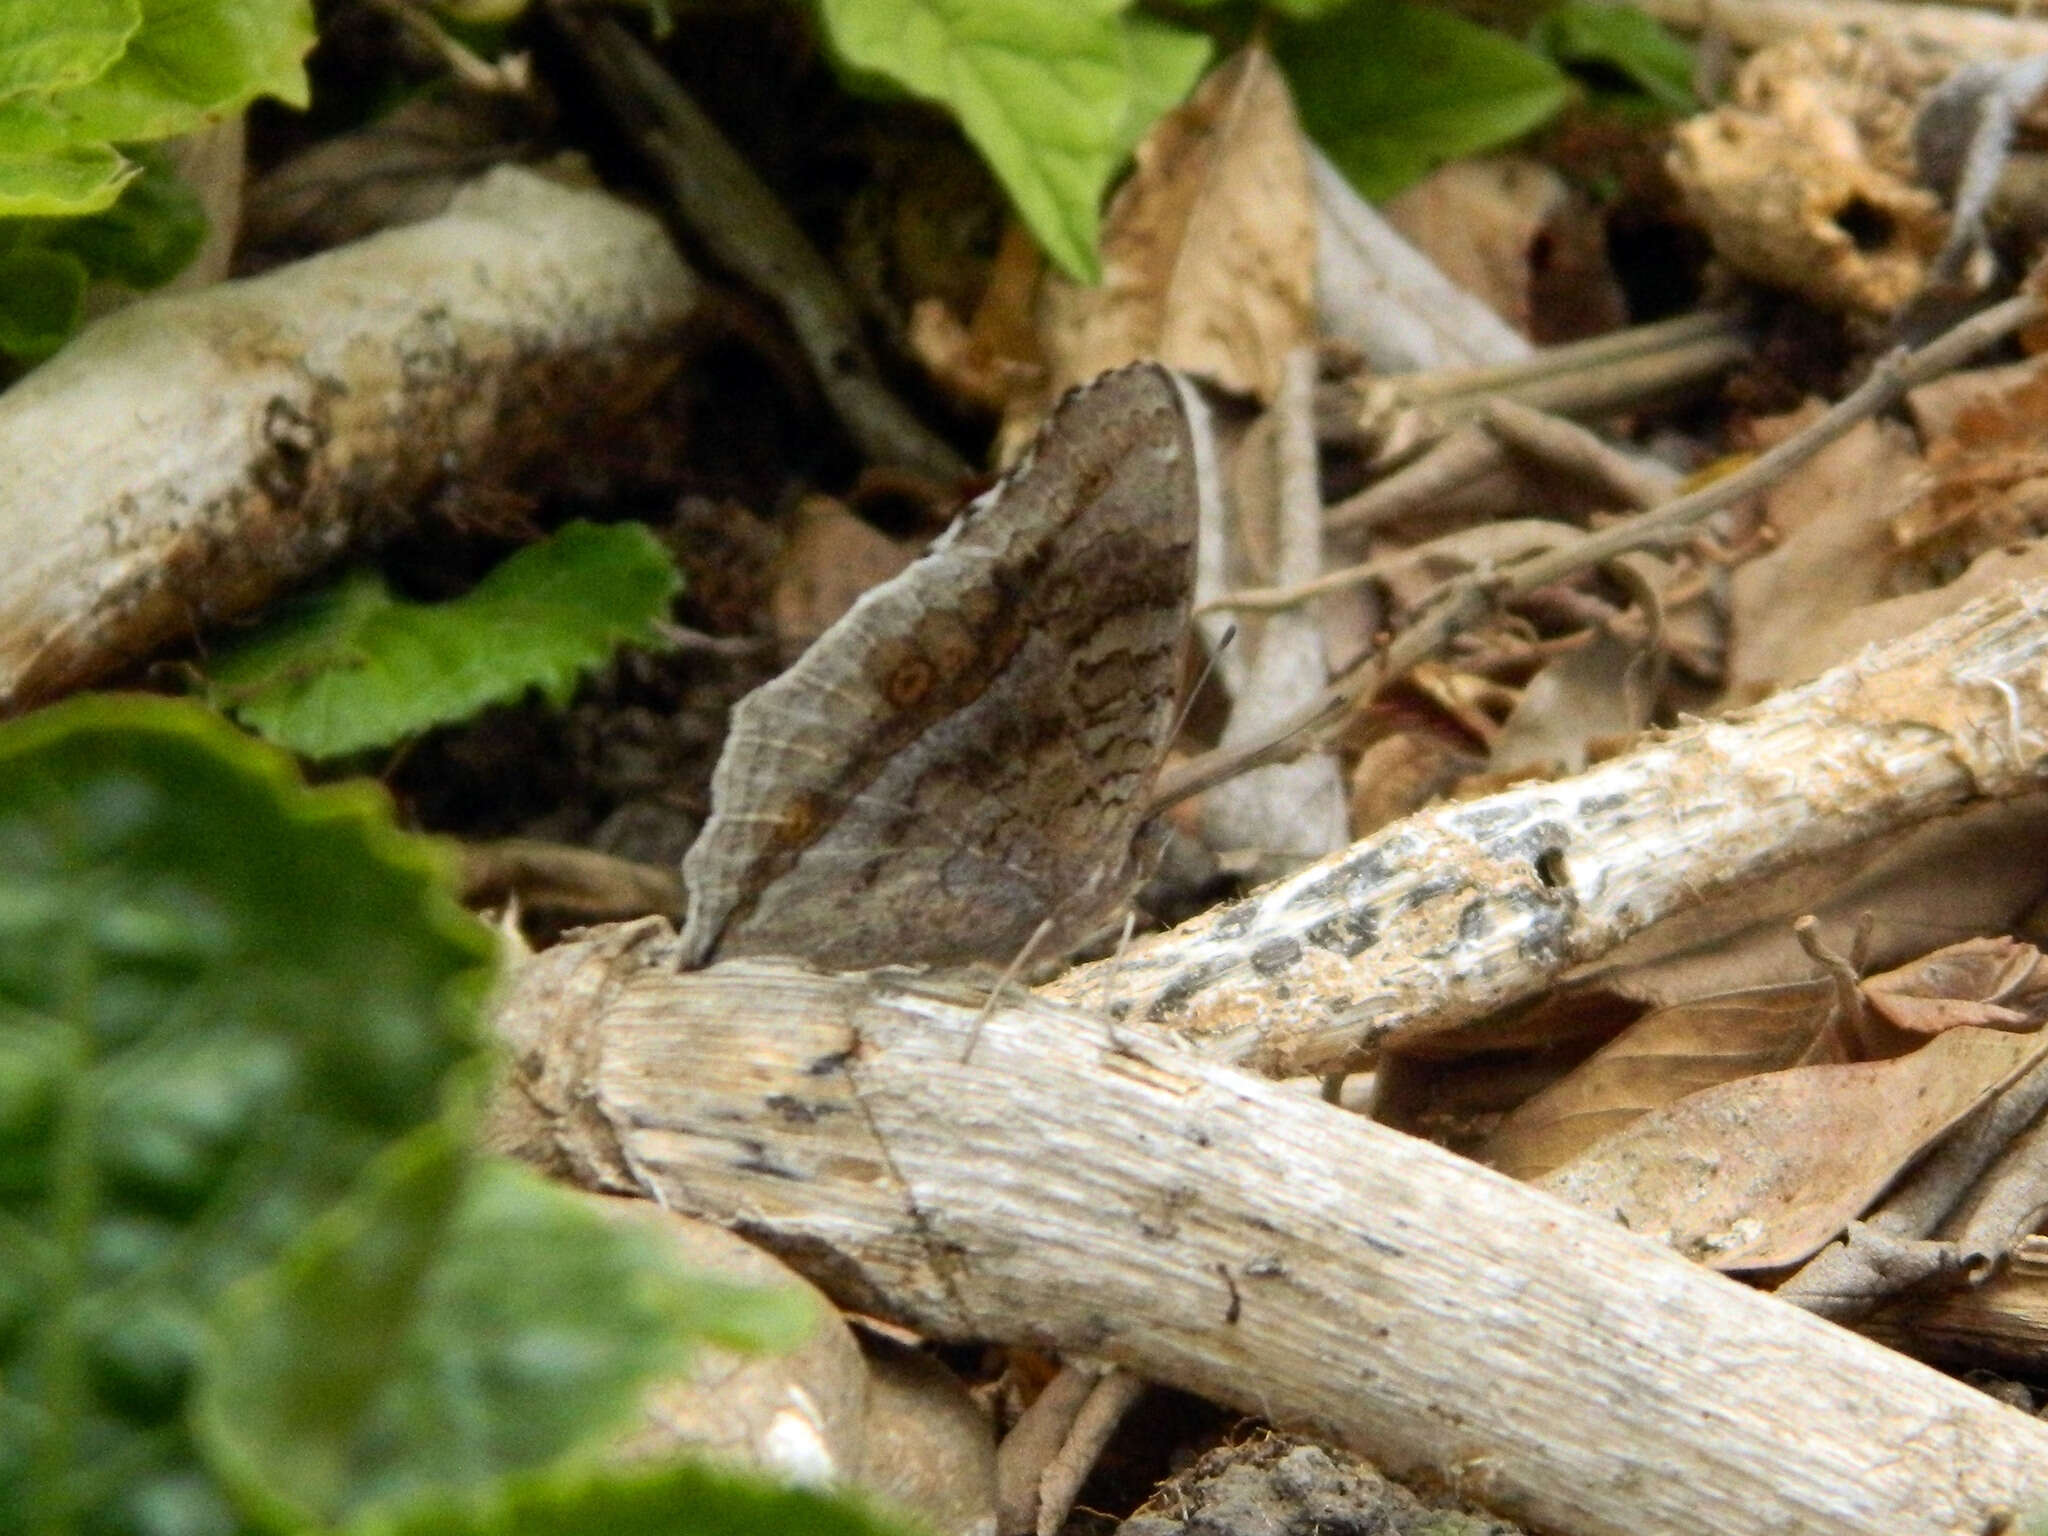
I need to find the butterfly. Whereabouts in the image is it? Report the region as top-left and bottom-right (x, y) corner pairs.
(679, 363), (1201, 970)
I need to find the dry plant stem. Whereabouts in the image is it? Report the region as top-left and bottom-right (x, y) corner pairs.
(1478, 397), (1676, 509)
(995, 1363), (1100, 1536)
(1199, 519), (1583, 620)
(0, 167), (701, 713)
(1362, 309), (1751, 427)
(1157, 291), (2044, 808)
(1079, 574), (2048, 1073)
(456, 839), (682, 925)
(1323, 422), (1500, 535)
(1324, 397), (1667, 538)
(550, 7), (966, 482)
(1033, 1369), (1145, 1536)
(491, 947), (2048, 1536)
(1636, 0), (2048, 53)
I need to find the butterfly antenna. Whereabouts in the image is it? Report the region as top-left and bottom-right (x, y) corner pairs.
(960, 917), (1055, 1066)
(1167, 622), (1236, 746)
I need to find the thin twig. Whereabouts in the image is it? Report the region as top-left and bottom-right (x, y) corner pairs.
(1156, 292), (2045, 810)
(547, 5), (967, 481)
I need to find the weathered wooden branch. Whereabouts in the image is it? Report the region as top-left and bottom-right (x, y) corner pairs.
(1054, 576), (2048, 1073)
(0, 166), (704, 713)
(1637, 0), (2048, 54)
(487, 934), (2048, 1536)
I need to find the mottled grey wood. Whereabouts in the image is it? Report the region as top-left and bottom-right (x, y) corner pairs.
(1052, 578), (2048, 1072)
(490, 940), (2048, 1536)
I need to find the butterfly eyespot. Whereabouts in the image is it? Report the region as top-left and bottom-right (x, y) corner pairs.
(774, 794), (824, 846)
(884, 656), (937, 708)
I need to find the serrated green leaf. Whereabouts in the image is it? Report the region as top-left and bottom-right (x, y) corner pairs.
(0, 244), (87, 360)
(1116, 15), (1213, 166)
(1276, 0), (1570, 200)
(46, 0), (314, 144)
(208, 521), (683, 760)
(0, 695), (495, 1536)
(0, 96), (132, 216)
(0, 0), (140, 102)
(40, 141), (206, 290)
(349, 1458), (921, 1536)
(1532, 0), (1694, 114)
(816, 0), (1137, 282)
(196, 1128), (817, 1528)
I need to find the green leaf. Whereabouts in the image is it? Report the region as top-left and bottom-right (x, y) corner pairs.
(816, 0), (1139, 282)
(349, 1458), (920, 1536)
(208, 521), (683, 760)
(1115, 15), (1213, 166)
(0, 97), (132, 217)
(0, 695), (495, 1536)
(1531, 0), (1694, 114)
(0, 0), (140, 102)
(0, 244), (87, 360)
(46, 0), (314, 144)
(1262, 0), (1358, 16)
(40, 142), (206, 289)
(196, 1129), (817, 1528)
(1276, 0), (1570, 200)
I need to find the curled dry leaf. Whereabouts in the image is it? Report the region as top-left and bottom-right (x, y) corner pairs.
(1862, 936), (2048, 1036)
(1031, 44), (1315, 412)
(1483, 977), (1839, 1181)
(1536, 1025), (2048, 1269)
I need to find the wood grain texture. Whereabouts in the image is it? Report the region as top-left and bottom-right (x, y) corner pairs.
(489, 939), (2048, 1536)
(0, 167), (702, 714)
(1050, 577), (2048, 1072)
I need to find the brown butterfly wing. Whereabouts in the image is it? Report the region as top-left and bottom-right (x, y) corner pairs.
(679, 362), (1199, 969)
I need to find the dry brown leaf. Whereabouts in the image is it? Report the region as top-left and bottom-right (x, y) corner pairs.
(1753, 536), (2048, 694)
(1723, 414), (1925, 703)
(1488, 628), (1654, 777)
(1485, 977), (1841, 1180)
(1863, 936), (2048, 1037)
(767, 494), (918, 665)
(1032, 43), (1314, 408)
(1537, 1025), (2048, 1269)
(1381, 156), (1625, 344)
(1345, 730), (1483, 838)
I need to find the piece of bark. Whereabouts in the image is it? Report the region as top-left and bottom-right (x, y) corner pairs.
(0, 165), (703, 713)
(1637, 0), (2048, 56)
(1053, 577), (2048, 1073)
(487, 943), (2048, 1536)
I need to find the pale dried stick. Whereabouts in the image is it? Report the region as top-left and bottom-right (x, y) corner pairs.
(994, 1363), (1099, 1536)
(1637, 0), (2048, 54)
(1158, 291), (2044, 808)
(0, 168), (703, 712)
(1033, 1369), (1146, 1536)
(1198, 519), (1583, 619)
(1079, 574), (2048, 1072)
(549, 6), (966, 481)
(488, 952), (2048, 1536)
